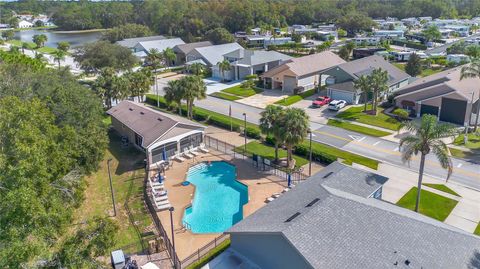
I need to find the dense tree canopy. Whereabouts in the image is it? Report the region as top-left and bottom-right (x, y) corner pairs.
(102, 23), (153, 43)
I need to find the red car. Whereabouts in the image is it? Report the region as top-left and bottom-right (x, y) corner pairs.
(312, 96), (331, 107)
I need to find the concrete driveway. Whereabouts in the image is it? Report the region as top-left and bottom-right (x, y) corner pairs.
(289, 93), (345, 124)
(203, 77), (241, 95)
(236, 89), (287, 109)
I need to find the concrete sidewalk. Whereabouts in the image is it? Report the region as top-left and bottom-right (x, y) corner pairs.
(358, 163), (480, 233)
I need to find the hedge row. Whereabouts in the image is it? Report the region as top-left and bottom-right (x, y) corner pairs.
(391, 40), (427, 50)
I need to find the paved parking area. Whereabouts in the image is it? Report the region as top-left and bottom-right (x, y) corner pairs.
(236, 89), (287, 109)
(290, 96), (342, 124)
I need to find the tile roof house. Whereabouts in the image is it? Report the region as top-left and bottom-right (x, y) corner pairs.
(132, 38), (185, 61)
(172, 41), (213, 65)
(226, 162), (480, 269)
(213, 49), (292, 81)
(321, 55), (410, 104)
(107, 101), (205, 166)
(185, 42), (244, 67)
(394, 66), (480, 125)
(260, 52), (346, 93)
(117, 35), (165, 49)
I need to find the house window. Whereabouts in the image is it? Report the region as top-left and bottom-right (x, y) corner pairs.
(134, 133), (143, 147)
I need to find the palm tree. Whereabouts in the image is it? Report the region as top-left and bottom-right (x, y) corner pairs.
(128, 69), (153, 102)
(145, 48), (163, 107)
(35, 53), (47, 64)
(399, 114), (457, 212)
(182, 75), (207, 119)
(354, 75), (372, 112)
(163, 47), (176, 67)
(370, 68), (389, 114)
(21, 42), (29, 54)
(218, 60), (231, 82)
(278, 107), (309, 169)
(259, 105), (285, 163)
(189, 62), (205, 76)
(164, 80), (184, 116)
(53, 50), (66, 68)
(32, 34), (47, 48)
(460, 60), (480, 132)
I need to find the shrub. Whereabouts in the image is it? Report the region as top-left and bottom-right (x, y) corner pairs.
(265, 135), (276, 146)
(245, 127), (261, 139)
(145, 95), (168, 108)
(244, 74), (258, 80)
(207, 115), (241, 131)
(294, 144), (337, 164)
(241, 79), (256, 89)
(393, 108), (409, 120)
(299, 89), (316, 98)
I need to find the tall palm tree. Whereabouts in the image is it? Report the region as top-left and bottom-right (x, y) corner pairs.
(354, 75), (372, 112)
(164, 80), (184, 116)
(21, 42), (29, 54)
(218, 60), (231, 82)
(163, 47), (176, 67)
(53, 50), (66, 68)
(145, 48), (163, 107)
(182, 75), (207, 119)
(93, 68), (117, 109)
(460, 60), (480, 132)
(278, 107), (309, 169)
(189, 62), (205, 76)
(32, 34), (47, 48)
(370, 68), (389, 114)
(259, 105), (285, 163)
(399, 114), (457, 212)
(128, 69), (153, 102)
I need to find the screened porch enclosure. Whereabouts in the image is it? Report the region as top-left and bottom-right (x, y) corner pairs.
(151, 141), (177, 164)
(150, 133), (204, 164)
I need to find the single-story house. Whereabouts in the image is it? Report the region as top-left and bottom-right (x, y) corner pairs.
(185, 42), (243, 67)
(132, 38), (186, 63)
(214, 49), (291, 81)
(18, 20), (34, 28)
(107, 101), (206, 167)
(172, 41), (213, 65)
(260, 51), (346, 93)
(244, 35), (292, 48)
(117, 35), (165, 49)
(373, 29), (405, 39)
(394, 66), (480, 125)
(322, 55), (410, 104)
(226, 162), (480, 269)
(447, 54), (470, 64)
(352, 37), (380, 46)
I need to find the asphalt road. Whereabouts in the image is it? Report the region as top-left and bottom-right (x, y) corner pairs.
(195, 96), (480, 190)
(426, 33), (480, 55)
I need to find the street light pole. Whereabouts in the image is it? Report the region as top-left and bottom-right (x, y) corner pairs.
(465, 92), (474, 144)
(243, 113), (247, 157)
(107, 158), (116, 217)
(169, 207), (176, 268)
(308, 130), (312, 176)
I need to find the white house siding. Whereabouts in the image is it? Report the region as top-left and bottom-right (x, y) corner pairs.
(283, 76), (298, 92)
(297, 74), (318, 90)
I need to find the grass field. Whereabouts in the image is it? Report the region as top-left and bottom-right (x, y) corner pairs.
(392, 62), (444, 77)
(454, 133), (480, 150)
(303, 140), (379, 170)
(210, 92), (242, 101)
(237, 141), (309, 168)
(336, 104), (401, 131)
(275, 95), (303, 106)
(327, 119), (391, 137)
(222, 85), (262, 97)
(74, 131), (153, 254)
(423, 183), (460, 197)
(36, 46), (58, 54)
(396, 187), (458, 221)
(7, 40), (58, 54)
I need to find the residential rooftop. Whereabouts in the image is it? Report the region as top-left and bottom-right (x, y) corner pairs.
(116, 35), (165, 48)
(228, 162), (480, 269)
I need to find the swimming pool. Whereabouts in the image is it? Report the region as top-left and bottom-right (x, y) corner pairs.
(182, 161), (248, 234)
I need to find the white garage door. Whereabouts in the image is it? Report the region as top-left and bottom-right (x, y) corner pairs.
(328, 89), (354, 104)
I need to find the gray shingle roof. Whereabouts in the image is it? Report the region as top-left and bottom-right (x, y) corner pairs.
(106, 101), (204, 148)
(337, 55), (410, 86)
(116, 35), (165, 48)
(192, 43), (243, 66)
(228, 162), (480, 269)
(173, 41), (213, 55)
(134, 38), (185, 53)
(224, 49), (292, 66)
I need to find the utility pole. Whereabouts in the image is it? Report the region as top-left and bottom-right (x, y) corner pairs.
(107, 158), (116, 217)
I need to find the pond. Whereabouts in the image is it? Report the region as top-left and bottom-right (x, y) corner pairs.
(14, 29), (103, 48)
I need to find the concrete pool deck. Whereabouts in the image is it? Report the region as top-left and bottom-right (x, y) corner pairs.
(155, 149), (289, 260)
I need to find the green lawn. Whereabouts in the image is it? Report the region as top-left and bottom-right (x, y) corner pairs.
(396, 187), (458, 221)
(423, 183), (460, 197)
(304, 140), (379, 170)
(327, 119), (391, 137)
(275, 95), (303, 106)
(36, 46), (58, 54)
(453, 133), (480, 150)
(222, 85), (262, 97)
(8, 40), (36, 49)
(475, 223), (480, 236)
(336, 104), (401, 131)
(210, 92), (242, 101)
(74, 131), (154, 254)
(392, 62), (444, 77)
(237, 141), (309, 168)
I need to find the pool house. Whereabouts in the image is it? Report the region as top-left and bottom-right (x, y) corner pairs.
(107, 101), (206, 167)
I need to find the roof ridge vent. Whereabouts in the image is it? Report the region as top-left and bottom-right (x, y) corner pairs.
(157, 117), (163, 121)
(306, 198), (320, 207)
(285, 212), (301, 223)
(323, 172), (334, 178)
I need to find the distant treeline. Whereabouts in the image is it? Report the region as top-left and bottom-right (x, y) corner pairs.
(2, 0), (480, 39)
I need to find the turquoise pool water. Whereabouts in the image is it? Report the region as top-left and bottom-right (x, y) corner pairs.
(182, 161), (248, 234)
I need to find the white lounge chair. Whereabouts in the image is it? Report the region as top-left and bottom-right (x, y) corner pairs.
(155, 199), (170, 207)
(189, 146), (200, 156)
(149, 179), (165, 193)
(272, 193), (281, 198)
(199, 143), (209, 153)
(265, 197), (275, 203)
(156, 203), (171, 211)
(281, 188), (290, 193)
(183, 151), (194, 159)
(174, 154), (185, 162)
(154, 195), (169, 203)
